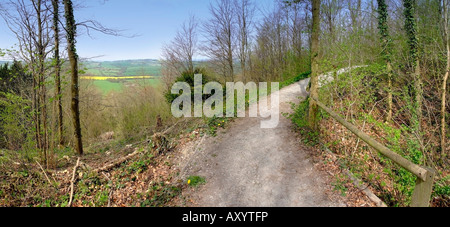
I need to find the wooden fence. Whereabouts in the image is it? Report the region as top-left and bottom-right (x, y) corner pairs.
(310, 97), (436, 207)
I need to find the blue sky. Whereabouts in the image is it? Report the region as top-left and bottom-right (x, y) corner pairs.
(75, 0), (213, 61)
(0, 0), (276, 61)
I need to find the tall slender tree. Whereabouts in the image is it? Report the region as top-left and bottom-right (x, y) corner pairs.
(377, 0), (394, 122)
(52, 0), (63, 146)
(63, 0), (83, 156)
(309, 0), (321, 131)
(162, 15), (198, 75)
(234, 0), (255, 82)
(1, 0), (52, 166)
(36, 0), (50, 167)
(404, 0), (423, 131)
(441, 0), (449, 159)
(202, 0), (236, 82)
(349, 0), (362, 30)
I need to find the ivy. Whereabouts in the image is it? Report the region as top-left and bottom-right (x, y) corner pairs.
(377, 0), (392, 62)
(404, 0), (419, 65)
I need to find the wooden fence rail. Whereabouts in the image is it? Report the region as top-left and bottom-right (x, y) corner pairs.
(310, 97), (436, 207)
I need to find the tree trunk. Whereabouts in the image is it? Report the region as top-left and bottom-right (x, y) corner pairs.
(377, 0), (394, 122)
(404, 0), (423, 131)
(442, 46), (449, 159)
(387, 62), (393, 122)
(33, 72), (41, 151)
(309, 0), (321, 131)
(441, 0), (449, 159)
(64, 0), (83, 156)
(53, 0), (63, 146)
(415, 59), (423, 131)
(36, 0), (49, 167)
(228, 28), (235, 82)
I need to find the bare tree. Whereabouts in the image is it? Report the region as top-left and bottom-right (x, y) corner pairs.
(322, 0), (344, 42)
(35, 0), (51, 165)
(234, 0), (255, 82)
(52, 0), (63, 146)
(349, 0), (362, 30)
(288, 1), (305, 60)
(0, 0), (52, 166)
(202, 0), (236, 82)
(253, 12), (278, 82)
(161, 14), (199, 83)
(252, 3), (289, 82)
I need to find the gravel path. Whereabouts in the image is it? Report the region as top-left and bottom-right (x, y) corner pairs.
(179, 79), (346, 207)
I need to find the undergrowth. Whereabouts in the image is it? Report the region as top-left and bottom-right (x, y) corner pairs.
(288, 65), (449, 207)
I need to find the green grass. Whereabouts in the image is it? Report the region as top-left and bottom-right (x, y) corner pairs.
(135, 78), (161, 87)
(90, 78), (161, 95)
(280, 71), (311, 88)
(187, 176), (206, 187)
(85, 68), (102, 76)
(93, 80), (123, 94)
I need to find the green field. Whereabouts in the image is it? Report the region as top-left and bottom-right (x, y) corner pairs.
(92, 80), (123, 94)
(81, 59), (162, 94)
(88, 78), (161, 94)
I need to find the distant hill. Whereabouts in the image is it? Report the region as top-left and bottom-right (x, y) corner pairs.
(81, 59), (162, 77)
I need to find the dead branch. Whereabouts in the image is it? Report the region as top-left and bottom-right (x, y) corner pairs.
(35, 160), (52, 185)
(89, 123), (182, 174)
(93, 150), (140, 173)
(321, 143), (388, 207)
(101, 172), (113, 207)
(68, 157), (80, 207)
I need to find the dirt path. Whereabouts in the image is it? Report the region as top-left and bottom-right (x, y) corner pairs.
(178, 79), (347, 207)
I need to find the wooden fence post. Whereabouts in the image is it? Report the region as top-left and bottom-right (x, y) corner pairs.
(411, 168), (436, 207)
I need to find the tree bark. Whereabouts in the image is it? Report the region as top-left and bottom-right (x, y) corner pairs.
(309, 0), (321, 131)
(404, 0), (423, 131)
(64, 0), (83, 156)
(442, 46), (449, 159)
(387, 62), (393, 122)
(53, 0), (64, 146)
(1, 0), (52, 162)
(377, 0), (394, 122)
(441, 0), (449, 159)
(35, 0), (49, 167)
(414, 59), (423, 131)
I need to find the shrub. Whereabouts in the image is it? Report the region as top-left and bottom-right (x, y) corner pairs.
(0, 92), (34, 151)
(165, 68), (211, 104)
